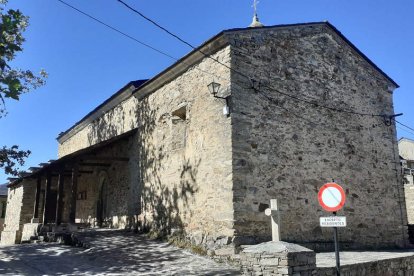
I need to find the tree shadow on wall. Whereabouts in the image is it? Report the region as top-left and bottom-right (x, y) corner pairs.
(83, 93), (201, 237)
(87, 104), (128, 146)
(136, 96), (201, 237)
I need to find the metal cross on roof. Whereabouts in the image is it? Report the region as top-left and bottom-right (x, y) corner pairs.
(252, 0), (260, 15)
(249, 0), (264, 27)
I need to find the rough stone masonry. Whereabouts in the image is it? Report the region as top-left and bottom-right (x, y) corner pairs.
(37, 22), (407, 253)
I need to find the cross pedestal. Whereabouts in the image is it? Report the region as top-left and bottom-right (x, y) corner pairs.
(265, 199), (280, 242)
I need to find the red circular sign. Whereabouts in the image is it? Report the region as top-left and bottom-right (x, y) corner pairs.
(318, 182), (346, 212)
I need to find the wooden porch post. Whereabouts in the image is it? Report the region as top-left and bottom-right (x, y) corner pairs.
(69, 165), (78, 223)
(42, 172), (52, 224)
(55, 170), (65, 226)
(32, 175), (42, 222)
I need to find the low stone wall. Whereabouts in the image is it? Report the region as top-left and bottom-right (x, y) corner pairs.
(241, 241), (316, 276)
(405, 183), (414, 225)
(240, 241), (414, 276)
(0, 230), (20, 245)
(1, 179), (37, 245)
(1, 185), (24, 245)
(316, 255), (414, 276)
(21, 223), (41, 242)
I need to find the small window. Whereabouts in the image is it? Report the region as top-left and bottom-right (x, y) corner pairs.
(171, 105), (186, 120)
(77, 191), (87, 200)
(171, 105), (187, 150)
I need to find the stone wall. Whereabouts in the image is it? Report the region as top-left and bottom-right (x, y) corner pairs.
(58, 95), (138, 158)
(1, 179), (37, 245)
(228, 24), (407, 249)
(56, 23), (406, 252)
(316, 256), (414, 276)
(405, 184), (414, 225)
(75, 172), (98, 225)
(0, 184), (23, 244)
(59, 46), (235, 251)
(135, 46), (234, 249)
(241, 241), (414, 276)
(241, 241), (316, 275)
(74, 136), (136, 229)
(399, 138), (414, 161)
(0, 196), (7, 233)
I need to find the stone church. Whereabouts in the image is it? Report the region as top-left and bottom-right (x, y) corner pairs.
(1, 22), (407, 253)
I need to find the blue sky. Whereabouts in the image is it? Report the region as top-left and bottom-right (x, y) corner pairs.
(1, 0), (414, 183)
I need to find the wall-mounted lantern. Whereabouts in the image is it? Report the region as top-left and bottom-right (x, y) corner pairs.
(207, 81), (230, 116)
(207, 81), (221, 95)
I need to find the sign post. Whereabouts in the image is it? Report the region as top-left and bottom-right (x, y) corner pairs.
(318, 182), (346, 276)
(333, 212), (340, 276)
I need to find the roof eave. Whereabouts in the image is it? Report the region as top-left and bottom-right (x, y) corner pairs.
(57, 80), (146, 144)
(133, 21), (399, 100)
(133, 32), (229, 99)
(58, 21), (399, 144)
(323, 22), (399, 89)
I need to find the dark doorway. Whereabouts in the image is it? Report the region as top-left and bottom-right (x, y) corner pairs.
(45, 190), (57, 223)
(408, 224), (414, 244)
(96, 179), (108, 227)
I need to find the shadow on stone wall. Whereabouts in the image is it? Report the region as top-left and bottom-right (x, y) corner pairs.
(84, 95), (201, 237)
(87, 105), (127, 146)
(136, 97), (200, 237)
(142, 158), (200, 236)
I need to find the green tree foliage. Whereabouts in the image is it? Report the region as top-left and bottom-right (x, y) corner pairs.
(0, 0), (47, 176)
(0, 145), (30, 176)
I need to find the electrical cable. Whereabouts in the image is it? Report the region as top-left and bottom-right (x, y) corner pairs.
(55, 0), (176, 60)
(116, 0), (237, 73)
(396, 125), (414, 137)
(55, 0), (230, 83)
(116, 0), (396, 119)
(57, 0), (401, 126)
(396, 120), (414, 133)
(55, 0), (330, 130)
(117, 0), (198, 50)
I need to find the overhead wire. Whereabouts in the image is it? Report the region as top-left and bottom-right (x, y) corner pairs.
(57, 0), (331, 130)
(396, 125), (414, 137)
(55, 0), (176, 61)
(116, 0), (396, 119)
(117, 0), (198, 50)
(55, 0), (230, 83)
(57, 0), (401, 128)
(396, 120), (414, 133)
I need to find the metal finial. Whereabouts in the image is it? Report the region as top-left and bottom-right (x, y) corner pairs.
(253, 0), (259, 14)
(249, 0), (264, 28)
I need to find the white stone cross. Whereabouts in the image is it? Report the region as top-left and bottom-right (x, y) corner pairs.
(265, 199), (280, 242)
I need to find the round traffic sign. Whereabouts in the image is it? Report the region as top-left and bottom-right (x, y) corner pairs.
(318, 183), (346, 212)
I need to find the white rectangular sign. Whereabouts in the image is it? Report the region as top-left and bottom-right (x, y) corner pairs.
(320, 216), (347, 227)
